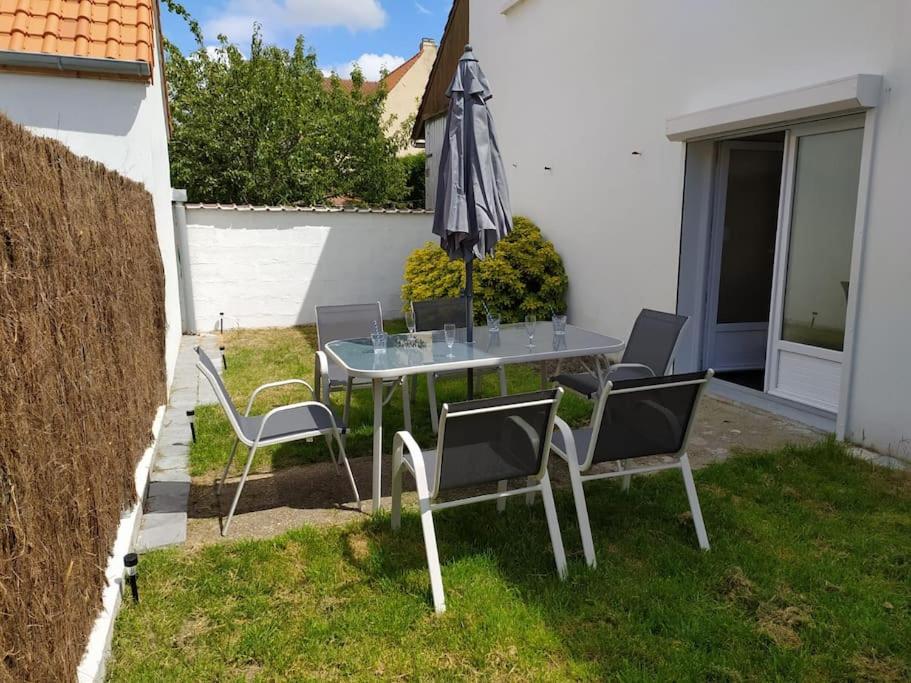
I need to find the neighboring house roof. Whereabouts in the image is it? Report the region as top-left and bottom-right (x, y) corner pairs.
(0, 0), (155, 78)
(412, 0), (467, 140)
(324, 43), (427, 96)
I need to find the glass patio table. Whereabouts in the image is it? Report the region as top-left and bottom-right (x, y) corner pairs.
(324, 323), (624, 512)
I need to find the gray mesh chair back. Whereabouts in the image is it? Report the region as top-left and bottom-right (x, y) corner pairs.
(196, 347), (242, 427)
(589, 371), (708, 467)
(435, 389), (560, 494)
(412, 297), (467, 331)
(620, 309), (689, 375)
(316, 302), (383, 349)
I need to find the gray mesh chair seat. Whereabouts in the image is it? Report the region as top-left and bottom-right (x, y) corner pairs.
(553, 309), (689, 398)
(314, 302), (409, 436)
(551, 370), (714, 567)
(411, 297), (508, 433)
(238, 404), (344, 444)
(391, 389), (568, 613)
(195, 346), (360, 536)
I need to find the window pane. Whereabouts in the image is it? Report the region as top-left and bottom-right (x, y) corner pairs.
(781, 127), (863, 351)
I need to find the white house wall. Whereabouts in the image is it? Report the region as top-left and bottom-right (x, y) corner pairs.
(470, 0), (911, 457)
(424, 115), (445, 209)
(183, 207), (433, 329)
(0, 59), (182, 385)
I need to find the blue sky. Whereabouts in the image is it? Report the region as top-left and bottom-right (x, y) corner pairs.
(161, 0), (451, 79)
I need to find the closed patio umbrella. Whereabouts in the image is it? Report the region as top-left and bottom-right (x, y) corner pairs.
(433, 45), (513, 397)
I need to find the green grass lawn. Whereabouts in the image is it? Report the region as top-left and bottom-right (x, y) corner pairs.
(188, 324), (594, 478)
(110, 438), (910, 681)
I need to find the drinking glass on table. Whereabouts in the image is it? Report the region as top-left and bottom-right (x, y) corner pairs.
(404, 309), (416, 336)
(486, 312), (501, 333)
(444, 323), (457, 357)
(371, 331), (388, 354)
(552, 314), (567, 336)
(525, 314), (537, 347)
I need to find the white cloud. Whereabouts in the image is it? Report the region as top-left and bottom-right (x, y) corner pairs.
(324, 52), (406, 81)
(204, 0), (387, 42)
(415, 2), (431, 14)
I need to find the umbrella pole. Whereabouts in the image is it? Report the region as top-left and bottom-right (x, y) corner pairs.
(466, 259), (474, 400)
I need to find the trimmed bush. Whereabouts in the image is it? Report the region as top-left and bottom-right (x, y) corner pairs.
(401, 216), (568, 322)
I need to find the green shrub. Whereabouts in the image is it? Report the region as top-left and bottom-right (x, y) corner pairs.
(401, 216), (568, 322)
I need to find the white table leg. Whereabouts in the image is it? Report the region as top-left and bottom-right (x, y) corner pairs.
(372, 377), (383, 513)
(402, 376), (412, 433)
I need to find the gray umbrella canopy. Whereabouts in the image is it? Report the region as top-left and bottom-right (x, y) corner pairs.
(433, 45), (513, 263)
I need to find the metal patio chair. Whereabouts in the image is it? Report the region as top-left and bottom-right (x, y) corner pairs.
(411, 297), (508, 433)
(314, 302), (409, 435)
(552, 308), (689, 399)
(550, 370), (714, 567)
(391, 388), (568, 613)
(195, 346), (359, 536)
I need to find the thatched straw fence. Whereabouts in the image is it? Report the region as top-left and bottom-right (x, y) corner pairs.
(0, 115), (166, 680)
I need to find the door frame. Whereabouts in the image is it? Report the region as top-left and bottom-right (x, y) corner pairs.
(703, 140), (784, 372)
(764, 114), (867, 412)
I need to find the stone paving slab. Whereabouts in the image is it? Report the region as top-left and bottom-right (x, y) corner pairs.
(136, 333), (221, 553)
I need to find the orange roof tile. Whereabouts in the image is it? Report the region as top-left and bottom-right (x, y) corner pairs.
(0, 0), (154, 67)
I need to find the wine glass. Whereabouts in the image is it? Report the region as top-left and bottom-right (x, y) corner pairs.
(404, 309), (416, 336)
(444, 323), (456, 357)
(525, 314), (537, 347)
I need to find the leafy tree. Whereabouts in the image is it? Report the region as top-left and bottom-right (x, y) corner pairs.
(165, 28), (406, 205)
(398, 152), (426, 209)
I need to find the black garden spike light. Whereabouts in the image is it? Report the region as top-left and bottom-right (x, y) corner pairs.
(123, 553), (139, 603)
(187, 409), (196, 443)
(219, 345), (227, 370)
(219, 311), (224, 334)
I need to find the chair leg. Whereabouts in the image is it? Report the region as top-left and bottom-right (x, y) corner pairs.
(525, 476), (536, 506)
(680, 454), (710, 550)
(335, 430), (361, 510)
(567, 463), (596, 568)
(497, 480), (507, 512)
(222, 443), (257, 536)
(415, 487), (445, 612)
(323, 433), (340, 473)
(497, 366), (508, 396)
(216, 437), (240, 496)
(538, 470), (568, 579)
(616, 460), (631, 492)
(427, 374), (439, 435)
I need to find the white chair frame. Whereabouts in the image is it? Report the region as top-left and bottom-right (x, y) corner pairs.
(551, 371), (714, 568)
(197, 350), (360, 536)
(390, 390), (568, 613)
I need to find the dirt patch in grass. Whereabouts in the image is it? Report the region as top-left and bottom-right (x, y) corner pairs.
(851, 649), (909, 682)
(755, 588), (813, 650)
(719, 566), (757, 609)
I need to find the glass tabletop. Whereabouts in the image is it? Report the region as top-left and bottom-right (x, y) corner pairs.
(324, 323), (624, 378)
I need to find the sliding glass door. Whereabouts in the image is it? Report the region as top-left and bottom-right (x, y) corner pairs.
(766, 116), (865, 411)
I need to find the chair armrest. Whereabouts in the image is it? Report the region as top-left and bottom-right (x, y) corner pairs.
(244, 379), (316, 416)
(550, 416), (580, 470)
(314, 351), (331, 405)
(607, 363), (656, 378)
(253, 400), (335, 443)
(393, 431), (434, 495)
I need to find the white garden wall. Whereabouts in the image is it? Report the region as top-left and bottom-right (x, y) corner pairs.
(182, 205), (434, 330)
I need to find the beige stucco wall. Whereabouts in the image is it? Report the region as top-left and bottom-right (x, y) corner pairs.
(385, 40), (437, 156)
